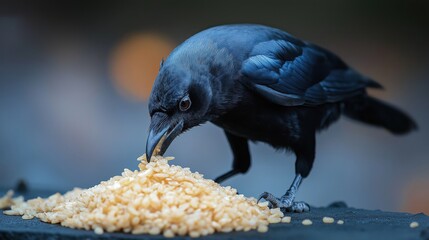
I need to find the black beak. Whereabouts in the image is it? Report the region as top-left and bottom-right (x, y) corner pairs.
(145, 113), (184, 162)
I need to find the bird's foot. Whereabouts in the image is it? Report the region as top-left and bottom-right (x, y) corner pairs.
(257, 192), (310, 213)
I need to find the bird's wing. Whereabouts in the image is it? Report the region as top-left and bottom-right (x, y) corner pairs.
(240, 40), (382, 106)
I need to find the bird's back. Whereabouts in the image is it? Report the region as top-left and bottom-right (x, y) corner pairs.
(174, 24), (304, 62)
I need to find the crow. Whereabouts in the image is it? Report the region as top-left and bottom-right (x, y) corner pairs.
(145, 24), (417, 213)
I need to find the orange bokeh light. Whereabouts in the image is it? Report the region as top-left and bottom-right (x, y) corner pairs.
(110, 33), (174, 101)
(401, 178), (429, 214)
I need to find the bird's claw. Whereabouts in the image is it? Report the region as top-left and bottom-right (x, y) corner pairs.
(257, 191), (310, 213)
(257, 192), (281, 208)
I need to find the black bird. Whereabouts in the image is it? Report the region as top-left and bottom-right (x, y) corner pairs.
(145, 24), (417, 213)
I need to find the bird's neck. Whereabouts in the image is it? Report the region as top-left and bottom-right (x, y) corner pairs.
(206, 76), (246, 119)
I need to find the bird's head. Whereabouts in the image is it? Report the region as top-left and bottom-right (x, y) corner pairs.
(145, 61), (214, 161)
(145, 40), (238, 161)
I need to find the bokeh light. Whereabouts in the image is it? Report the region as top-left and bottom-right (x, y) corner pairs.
(401, 178), (429, 214)
(110, 33), (175, 101)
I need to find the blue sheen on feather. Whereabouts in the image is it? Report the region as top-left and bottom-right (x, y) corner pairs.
(241, 36), (380, 106)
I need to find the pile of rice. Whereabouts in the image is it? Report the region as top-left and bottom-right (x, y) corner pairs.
(2, 155), (284, 237)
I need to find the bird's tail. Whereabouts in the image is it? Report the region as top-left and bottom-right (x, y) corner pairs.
(344, 96), (417, 135)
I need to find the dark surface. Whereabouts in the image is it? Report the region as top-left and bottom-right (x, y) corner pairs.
(1, 189), (428, 240)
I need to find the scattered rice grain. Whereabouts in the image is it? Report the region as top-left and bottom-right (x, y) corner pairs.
(281, 216), (291, 223)
(322, 217), (335, 224)
(302, 219), (312, 225)
(410, 222), (419, 228)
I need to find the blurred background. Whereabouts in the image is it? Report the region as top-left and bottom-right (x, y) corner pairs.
(1, 0), (428, 213)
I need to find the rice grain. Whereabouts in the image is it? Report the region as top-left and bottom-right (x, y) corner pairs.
(2, 155), (282, 236)
(302, 219), (312, 225)
(322, 217), (335, 224)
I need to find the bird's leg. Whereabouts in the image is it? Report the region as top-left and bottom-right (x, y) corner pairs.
(214, 131), (250, 183)
(258, 174), (310, 213)
(214, 169), (241, 183)
(258, 134), (315, 213)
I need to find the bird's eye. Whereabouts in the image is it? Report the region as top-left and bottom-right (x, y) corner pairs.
(179, 96), (191, 111)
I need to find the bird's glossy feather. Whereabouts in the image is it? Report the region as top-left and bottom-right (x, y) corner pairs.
(241, 37), (381, 106)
